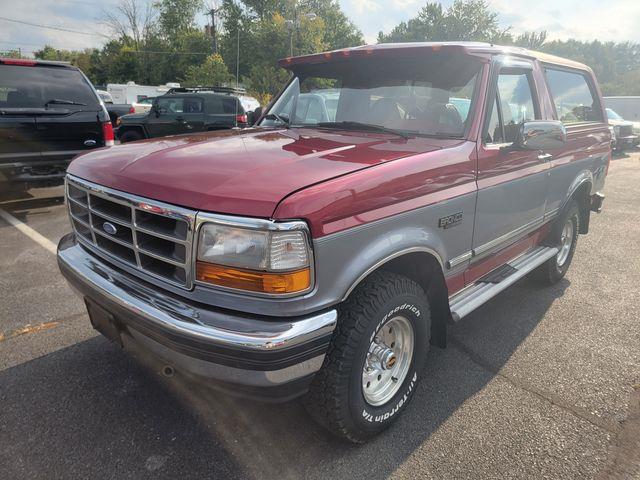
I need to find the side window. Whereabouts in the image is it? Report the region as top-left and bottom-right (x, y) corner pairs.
(221, 98), (237, 114)
(485, 70), (538, 144)
(183, 97), (203, 113)
(497, 73), (537, 143)
(544, 68), (603, 124)
(157, 97), (183, 113)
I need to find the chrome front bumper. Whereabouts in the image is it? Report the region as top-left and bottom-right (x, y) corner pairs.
(57, 233), (337, 401)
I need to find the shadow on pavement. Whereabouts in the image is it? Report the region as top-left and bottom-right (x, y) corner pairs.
(0, 275), (569, 479)
(0, 189), (65, 215)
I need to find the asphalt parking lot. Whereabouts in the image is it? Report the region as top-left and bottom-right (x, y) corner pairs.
(1, 153), (639, 480)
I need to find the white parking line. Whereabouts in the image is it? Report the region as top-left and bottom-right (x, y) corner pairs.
(0, 208), (57, 254)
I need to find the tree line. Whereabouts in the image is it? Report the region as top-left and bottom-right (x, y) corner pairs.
(3, 0), (640, 103)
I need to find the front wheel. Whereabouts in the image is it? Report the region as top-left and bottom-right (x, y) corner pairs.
(303, 271), (431, 442)
(119, 130), (144, 143)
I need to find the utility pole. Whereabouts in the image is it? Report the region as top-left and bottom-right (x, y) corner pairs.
(208, 6), (219, 54)
(285, 11), (316, 57)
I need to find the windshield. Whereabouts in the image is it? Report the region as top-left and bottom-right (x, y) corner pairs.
(0, 64), (100, 111)
(261, 55), (481, 138)
(606, 108), (623, 121)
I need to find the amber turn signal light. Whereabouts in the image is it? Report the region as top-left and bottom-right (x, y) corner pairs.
(196, 262), (311, 294)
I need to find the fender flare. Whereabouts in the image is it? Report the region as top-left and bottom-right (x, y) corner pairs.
(118, 124), (147, 139)
(560, 169), (593, 213)
(340, 246), (445, 302)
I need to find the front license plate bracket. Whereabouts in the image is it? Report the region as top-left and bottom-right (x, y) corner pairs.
(84, 298), (123, 347)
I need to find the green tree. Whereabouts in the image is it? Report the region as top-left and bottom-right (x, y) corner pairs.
(34, 46), (97, 78)
(242, 0), (287, 20)
(182, 53), (233, 86)
(378, 0), (510, 43)
(0, 49), (26, 59)
(218, 0), (358, 100)
(513, 31), (547, 50)
(303, 0), (363, 49)
(155, 0), (205, 39)
(91, 39), (140, 84)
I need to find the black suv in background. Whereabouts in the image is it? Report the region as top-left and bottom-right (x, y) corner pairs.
(0, 58), (113, 192)
(116, 88), (255, 143)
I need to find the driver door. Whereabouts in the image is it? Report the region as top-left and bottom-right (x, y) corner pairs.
(146, 97), (183, 138)
(472, 61), (550, 261)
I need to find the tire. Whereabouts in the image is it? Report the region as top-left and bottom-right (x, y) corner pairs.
(303, 271), (431, 442)
(532, 199), (580, 285)
(119, 130), (144, 143)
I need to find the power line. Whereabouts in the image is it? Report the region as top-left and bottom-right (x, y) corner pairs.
(0, 15), (108, 37)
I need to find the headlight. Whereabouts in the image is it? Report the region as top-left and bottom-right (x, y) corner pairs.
(195, 220), (312, 295)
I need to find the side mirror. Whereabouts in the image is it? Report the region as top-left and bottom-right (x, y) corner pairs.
(514, 120), (567, 151)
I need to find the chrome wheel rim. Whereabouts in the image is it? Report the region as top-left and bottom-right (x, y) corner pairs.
(557, 219), (574, 267)
(362, 315), (414, 406)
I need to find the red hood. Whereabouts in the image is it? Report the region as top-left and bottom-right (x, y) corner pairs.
(68, 128), (456, 217)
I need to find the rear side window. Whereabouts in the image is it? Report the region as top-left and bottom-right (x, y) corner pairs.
(544, 68), (603, 124)
(0, 64), (100, 110)
(156, 97), (203, 113)
(222, 98), (238, 114)
(206, 96), (240, 114)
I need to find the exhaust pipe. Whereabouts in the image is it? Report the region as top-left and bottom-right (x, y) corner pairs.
(161, 365), (175, 377)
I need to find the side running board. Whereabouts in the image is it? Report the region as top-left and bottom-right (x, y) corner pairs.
(449, 246), (559, 322)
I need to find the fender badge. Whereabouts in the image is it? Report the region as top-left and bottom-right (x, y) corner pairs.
(102, 222), (118, 235)
(438, 212), (463, 229)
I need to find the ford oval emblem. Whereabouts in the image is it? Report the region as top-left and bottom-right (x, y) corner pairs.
(84, 139), (97, 147)
(102, 222), (118, 235)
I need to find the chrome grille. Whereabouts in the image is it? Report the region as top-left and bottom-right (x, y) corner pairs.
(619, 125), (633, 137)
(65, 175), (196, 289)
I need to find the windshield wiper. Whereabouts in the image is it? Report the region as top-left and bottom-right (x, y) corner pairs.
(316, 121), (412, 139)
(263, 112), (289, 127)
(45, 99), (87, 107)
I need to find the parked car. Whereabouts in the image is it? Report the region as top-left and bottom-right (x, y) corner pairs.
(57, 42), (609, 442)
(116, 89), (251, 143)
(97, 89), (134, 127)
(0, 57), (113, 192)
(132, 96), (155, 114)
(606, 108), (639, 151)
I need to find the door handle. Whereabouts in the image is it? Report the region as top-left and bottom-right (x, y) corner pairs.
(537, 152), (553, 161)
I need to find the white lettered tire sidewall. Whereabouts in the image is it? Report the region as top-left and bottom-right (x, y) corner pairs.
(349, 296), (429, 435)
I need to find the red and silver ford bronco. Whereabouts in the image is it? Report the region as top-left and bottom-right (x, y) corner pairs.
(58, 42), (609, 442)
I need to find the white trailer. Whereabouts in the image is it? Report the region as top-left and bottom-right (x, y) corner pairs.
(107, 82), (180, 105)
(603, 96), (640, 121)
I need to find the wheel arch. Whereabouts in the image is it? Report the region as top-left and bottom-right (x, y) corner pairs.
(562, 170), (594, 234)
(343, 249), (451, 348)
(117, 124), (147, 140)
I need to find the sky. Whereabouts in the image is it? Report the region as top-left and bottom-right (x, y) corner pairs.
(1, 0), (640, 55)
